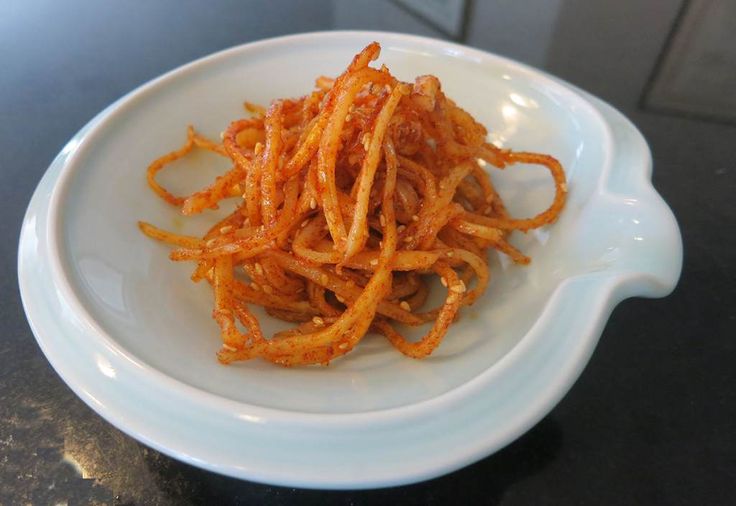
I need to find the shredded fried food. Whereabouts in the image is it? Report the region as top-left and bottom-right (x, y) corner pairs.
(139, 42), (567, 366)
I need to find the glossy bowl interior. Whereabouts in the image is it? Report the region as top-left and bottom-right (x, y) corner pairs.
(52, 36), (609, 413)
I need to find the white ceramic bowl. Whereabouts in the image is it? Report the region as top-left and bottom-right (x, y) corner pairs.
(18, 31), (681, 489)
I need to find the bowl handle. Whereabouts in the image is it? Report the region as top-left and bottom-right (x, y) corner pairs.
(594, 101), (682, 299)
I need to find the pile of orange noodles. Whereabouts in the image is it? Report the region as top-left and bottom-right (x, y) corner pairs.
(139, 43), (567, 366)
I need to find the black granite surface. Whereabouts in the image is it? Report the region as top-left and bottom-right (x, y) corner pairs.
(2, 1), (734, 504)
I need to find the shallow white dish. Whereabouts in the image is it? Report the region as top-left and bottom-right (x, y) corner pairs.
(18, 31), (681, 489)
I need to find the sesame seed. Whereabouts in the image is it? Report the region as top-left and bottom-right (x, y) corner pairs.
(301, 220), (309, 228)
(320, 274), (329, 285)
(451, 283), (466, 294)
(206, 238), (217, 248)
(254, 263), (263, 275)
(336, 295), (345, 303)
(219, 225), (233, 234)
(411, 214), (419, 222)
(262, 285), (273, 294)
(379, 214), (386, 227)
(400, 301), (411, 311)
(561, 183), (568, 192)
(446, 251), (454, 257)
(369, 258), (379, 266)
(222, 343), (237, 351)
(312, 316), (325, 326)
(345, 114), (352, 122)
(310, 198), (317, 210)
(440, 277), (447, 287)
(404, 235), (413, 242)
(219, 131), (226, 140)
(397, 225), (406, 233)
(254, 142), (264, 155)
(251, 282), (260, 291)
(338, 342), (348, 350)
(485, 195), (494, 204)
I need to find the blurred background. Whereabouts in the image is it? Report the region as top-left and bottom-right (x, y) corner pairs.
(2, 1), (734, 504)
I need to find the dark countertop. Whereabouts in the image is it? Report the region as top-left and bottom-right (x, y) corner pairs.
(2, 1), (734, 504)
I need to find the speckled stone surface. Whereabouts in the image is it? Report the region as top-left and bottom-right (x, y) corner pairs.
(2, 1), (734, 504)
